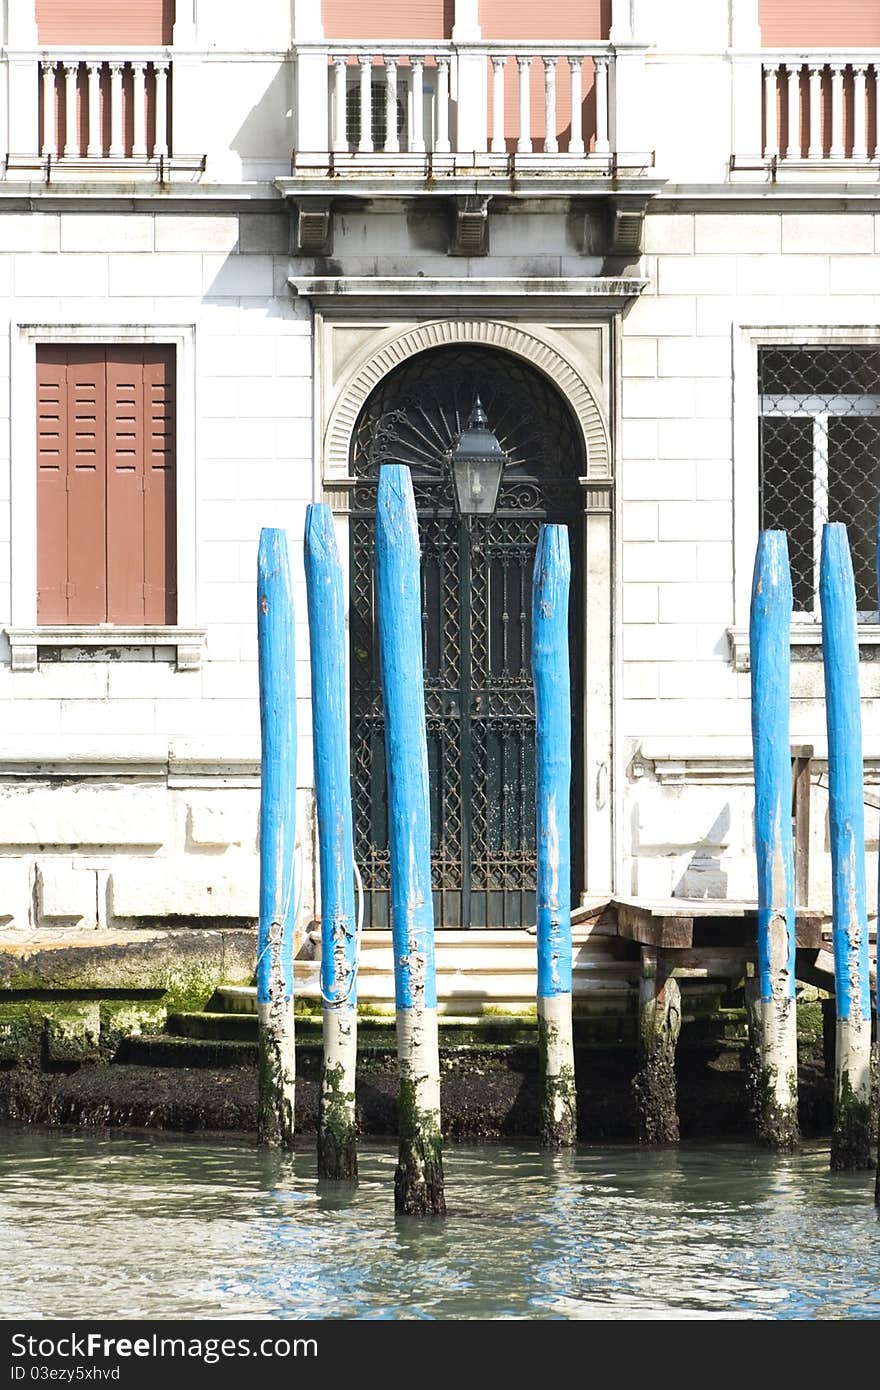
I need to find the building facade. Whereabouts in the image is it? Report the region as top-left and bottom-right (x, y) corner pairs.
(0, 0), (878, 937)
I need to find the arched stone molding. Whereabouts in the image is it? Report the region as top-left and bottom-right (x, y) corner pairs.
(323, 319), (611, 488)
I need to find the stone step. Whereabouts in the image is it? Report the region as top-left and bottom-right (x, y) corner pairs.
(166, 1010), (542, 1046)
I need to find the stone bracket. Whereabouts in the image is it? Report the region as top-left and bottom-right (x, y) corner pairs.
(449, 195), (491, 256)
(606, 194), (651, 257)
(292, 196), (334, 255)
(580, 194), (652, 258)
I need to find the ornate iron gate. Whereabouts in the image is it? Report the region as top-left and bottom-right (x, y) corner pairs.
(349, 345), (584, 928)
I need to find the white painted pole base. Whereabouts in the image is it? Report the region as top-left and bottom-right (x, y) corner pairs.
(832, 1015), (873, 1170)
(537, 993), (576, 1148)
(395, 1006), (445, 1214)
(257, 997), (295, 1148)
(318, 1003), (358, 1180)
(747, 992), (799, 1150)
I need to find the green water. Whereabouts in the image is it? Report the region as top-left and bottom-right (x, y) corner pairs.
(1, 1125), (879, 1319)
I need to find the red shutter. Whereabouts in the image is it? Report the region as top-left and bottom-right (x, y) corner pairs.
(37, 0), (174, 45)
(36, 348), (71, 623)
(37, 345), (176, 627)
(65, 348), (108, 623)
(36, 346), (108, 624)
(106, 346), (176, 625)
(142, 347), (177, 624)
(105, 348), (146, 624)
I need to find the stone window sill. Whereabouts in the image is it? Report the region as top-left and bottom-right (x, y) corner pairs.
(5, 625), (206, 672)
(727, 623), (880, 673)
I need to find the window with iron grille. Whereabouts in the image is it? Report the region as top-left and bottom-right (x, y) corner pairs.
(345, 75), (408, 149)
(758, 345), (880, 619)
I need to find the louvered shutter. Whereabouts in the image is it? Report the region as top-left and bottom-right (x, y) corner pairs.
(142, 347), (177, 624)
(36, 348), (70, 623)
(105, 346), (176, 624)
(38, 344), (176, 627)
(37, 346), (107, 624)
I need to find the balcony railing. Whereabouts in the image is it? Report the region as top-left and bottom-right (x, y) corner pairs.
(733, 50), (880, 176)
(291, 40), (644, 176)
(762, 53), (880, 164)
(4, 47), (205, 180)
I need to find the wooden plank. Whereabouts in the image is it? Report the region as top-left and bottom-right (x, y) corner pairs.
(615, 901), (693, 949)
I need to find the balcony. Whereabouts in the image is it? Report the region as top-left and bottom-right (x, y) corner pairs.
(286, 39), (654, 193)
(732, 50), (880, 180)
(4, 47), (205, 182)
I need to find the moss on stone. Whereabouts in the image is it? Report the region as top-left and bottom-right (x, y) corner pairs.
(831, 1070), (874, 1171)
(317, 1061), (358, 1181)
(395, 1073), (446, 1215)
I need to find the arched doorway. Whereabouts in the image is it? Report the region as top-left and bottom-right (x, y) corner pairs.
(349, 344), (585, 929)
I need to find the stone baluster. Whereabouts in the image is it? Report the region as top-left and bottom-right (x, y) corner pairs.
(491, 56), (506, 153)
(763, 63), (778, 159)
(829, 62), (845, 158)
(132, 61), (148, 158)
(516, 56), (532, 152)
(410, 57), (425, 153)
(332, 57), (348, 152)
(154, 61), (169, 158)
(108, 62), (125, 157)
(852, 64), (868, 160)
(62, 62), (78, 158)
(357, 55), (373, 153)
(784, 63), (800, 157)
(807, 64), (823, 159)
(568, 57), (584, 155)
(384, 57), (399, 153)
(435, 55), (451, 152)
(86, 62), (102, 157)
(41, 60), (57, 158)
(542, 57), (558, 154)
(594, 54), (610, 156)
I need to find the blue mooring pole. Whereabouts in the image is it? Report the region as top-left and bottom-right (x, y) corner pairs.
(305, 503), (359, 1181)
(375, 464), (446, 1215)
(532, 524), (577, 1148)
(749, 530), (799, 1149)
(819, 522), (873, 1170)
(256, 527), (297, 1148)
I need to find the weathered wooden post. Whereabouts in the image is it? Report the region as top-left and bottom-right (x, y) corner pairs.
(819, 522), (873, 1170)
(305, 503), (358, 1181)
(632, 945), (681, 1144)
(532, 524), (577, 1149)
(256, 526), (297, 1148)
(375, 464), (446, 1216)
(748, 529), (799, 1149)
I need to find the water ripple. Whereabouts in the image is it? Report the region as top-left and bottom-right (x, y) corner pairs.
(1, 1126), (878, 1319)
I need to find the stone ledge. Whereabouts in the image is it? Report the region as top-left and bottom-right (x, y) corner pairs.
(727, 623), (880, 673)
(5, 625), (207, 672)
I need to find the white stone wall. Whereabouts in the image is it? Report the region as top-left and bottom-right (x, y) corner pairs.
(620, 206), (880, 912)
(0, 208), (318, 929)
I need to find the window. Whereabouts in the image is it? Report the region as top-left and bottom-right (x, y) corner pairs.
(345, 73), (409, 150)
(758, 345), (880, 618)
(36, 345), (177, 625)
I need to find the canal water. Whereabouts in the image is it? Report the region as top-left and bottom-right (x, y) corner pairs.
(2, 1124), (879, 1320)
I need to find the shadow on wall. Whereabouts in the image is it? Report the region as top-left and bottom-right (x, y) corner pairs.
(672, 805), (730, 900)
(629, 800), (731, 900)
(228, 61), (294, 174)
